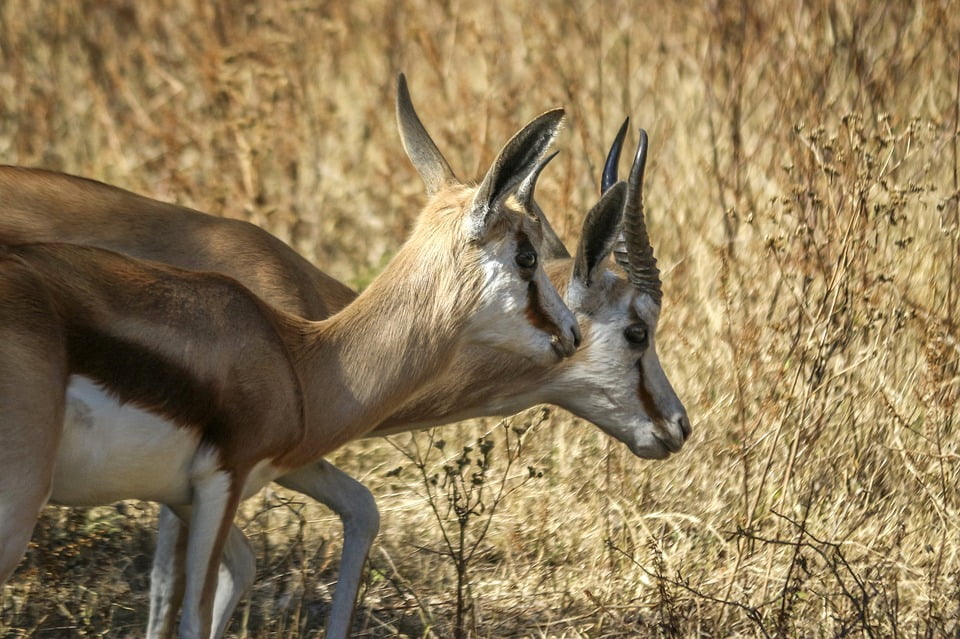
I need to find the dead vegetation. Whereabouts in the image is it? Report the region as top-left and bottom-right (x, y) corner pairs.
(1, 1), (958, 637)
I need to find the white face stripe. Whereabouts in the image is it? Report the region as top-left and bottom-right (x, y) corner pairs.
(545, 271), (688, 459)
(469, 219), (577, 364)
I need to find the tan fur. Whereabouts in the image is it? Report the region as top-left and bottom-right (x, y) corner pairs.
(0, 109), (577, 633)
(0, 169), (576, 441)
(0, 182), (552, 634)
(0, 169), (582, 426)
(0, 89), (589, 638)
(375, 259), (617, 433)
(4, 181), (519, 467)
(0, 253), (68, 583)
(0, 166), (356, 319)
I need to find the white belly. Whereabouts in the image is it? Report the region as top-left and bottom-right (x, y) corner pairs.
(51, 377), (201, 506)
(51, 377), (284, 507)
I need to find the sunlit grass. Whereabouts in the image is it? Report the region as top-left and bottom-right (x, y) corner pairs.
(1, 1), (958, 636)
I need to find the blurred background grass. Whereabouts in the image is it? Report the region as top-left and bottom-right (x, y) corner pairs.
(1, 1), (959, 637)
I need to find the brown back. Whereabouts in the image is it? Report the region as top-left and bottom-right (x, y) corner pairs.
(0, 166), (357, 320)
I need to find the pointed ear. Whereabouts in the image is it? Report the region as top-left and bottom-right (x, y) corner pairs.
(396, 73), (457, 196)
(573, 181), (626, 287)
(467, 108), (565, 240)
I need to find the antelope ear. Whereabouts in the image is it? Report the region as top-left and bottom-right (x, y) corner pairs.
(467, 108), (565, 240)
(573, 181), (626, 287)
(396, 73), (457, 196)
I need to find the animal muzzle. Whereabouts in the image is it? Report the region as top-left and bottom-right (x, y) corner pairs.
(550, 322), (581, 358)
(527, 279), (580, 359)
(655, 412), (691, 454)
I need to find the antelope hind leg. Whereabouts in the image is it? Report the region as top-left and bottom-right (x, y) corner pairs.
(148, 506), (256, 639)
(210, 524), (255, 638)
(0, 290), (66, 583)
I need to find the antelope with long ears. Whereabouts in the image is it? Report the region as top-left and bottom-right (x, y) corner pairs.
(0, 78), (688, 635)
(150, 119), (689, 639)
(0, 75), (582, 639)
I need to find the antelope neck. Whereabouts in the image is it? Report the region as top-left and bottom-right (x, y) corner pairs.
(280, 244), (474, 464)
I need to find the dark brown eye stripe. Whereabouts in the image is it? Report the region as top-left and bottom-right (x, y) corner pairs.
(637, 360), (666, 425)
(517, 226), (565, 343)
(525, 280), (563, 336)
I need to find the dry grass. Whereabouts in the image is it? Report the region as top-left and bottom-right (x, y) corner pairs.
(1, 1), (959, 637)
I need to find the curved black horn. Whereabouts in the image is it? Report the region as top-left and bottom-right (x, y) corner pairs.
(516, 151), (570, 259)
(602, 117), (630, 193)
(517, 150), (558, 213)
(613, 129), (662, 305)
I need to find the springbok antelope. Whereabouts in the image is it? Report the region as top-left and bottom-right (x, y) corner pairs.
(0, 81), (689, 635)
(0, 77), (586, 639)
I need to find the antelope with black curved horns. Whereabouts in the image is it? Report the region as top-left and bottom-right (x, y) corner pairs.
(0, 74), (581, 639)
(0, 76), (687, 634)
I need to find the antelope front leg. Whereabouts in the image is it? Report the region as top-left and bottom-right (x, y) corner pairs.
(148, 507), (256, 639)
(146, 506), (188, 639)
(173, 462), (244, 639)
(146, 461), (376, 639)
(277, 460), (380, 639)
(210, 525), (256, 638)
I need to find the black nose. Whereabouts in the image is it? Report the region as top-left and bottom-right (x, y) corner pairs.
(678, 414), (692, 440)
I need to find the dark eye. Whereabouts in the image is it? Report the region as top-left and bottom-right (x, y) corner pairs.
(624, 323), (648, 349)
(516, 251), (537, 269)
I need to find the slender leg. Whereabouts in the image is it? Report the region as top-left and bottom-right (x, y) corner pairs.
(148, 510), (255, 639)
(0, 308), (66, 583)
(146, 505), (188, 639)
(145, 460), (376, 639)
(209, 524), (256, 639)
(277, 461), (380, 639)
(175, 460), (241, 639)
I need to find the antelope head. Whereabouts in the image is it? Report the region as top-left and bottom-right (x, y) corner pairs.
(545, 120), (690, 459)
(395, 74), (580, 365)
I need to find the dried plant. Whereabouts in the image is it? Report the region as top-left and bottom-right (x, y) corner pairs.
(1, 1), (958, 636)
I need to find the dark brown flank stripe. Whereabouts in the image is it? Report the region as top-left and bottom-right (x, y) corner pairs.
(65, 324), (230, 446)
(67, 318), (261, 605)
(27, 240), (307, 470)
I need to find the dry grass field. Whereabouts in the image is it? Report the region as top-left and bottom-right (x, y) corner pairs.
(2, 1), (959, 637)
